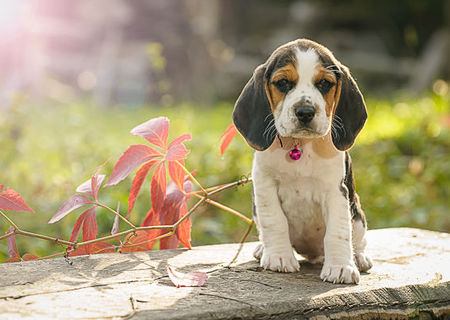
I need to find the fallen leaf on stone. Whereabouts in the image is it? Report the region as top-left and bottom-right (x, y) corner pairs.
(167, 266), (207, 288)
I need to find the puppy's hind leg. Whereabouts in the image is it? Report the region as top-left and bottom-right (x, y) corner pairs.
(253, 243), (264, 261)
(352, 218), (373, 272)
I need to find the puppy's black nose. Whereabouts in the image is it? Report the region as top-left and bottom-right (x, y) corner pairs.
(295, 106), (315, 124)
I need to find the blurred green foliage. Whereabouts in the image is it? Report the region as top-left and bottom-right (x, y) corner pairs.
(0, 92), (449, 261)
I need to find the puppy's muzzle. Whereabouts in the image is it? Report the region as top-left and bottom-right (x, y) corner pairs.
(295, 103), (315, 125)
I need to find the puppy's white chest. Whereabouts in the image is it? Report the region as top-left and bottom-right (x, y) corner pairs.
(254, 144), (344, 256)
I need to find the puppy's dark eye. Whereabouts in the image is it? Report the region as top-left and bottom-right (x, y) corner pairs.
(273, 79), (294, 94)
(315, 79), (334, 95)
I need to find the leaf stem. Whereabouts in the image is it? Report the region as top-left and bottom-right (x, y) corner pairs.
(227, 220), (254, 267)
(38, 249), (74, 260)
(93, 202), (136, 229)
(0, 209), (19, 230)
(175, 160), (207, 195)
(15, 230), (74, 246)
(0, 231), (15, 242)
(192, 193), (252, 224)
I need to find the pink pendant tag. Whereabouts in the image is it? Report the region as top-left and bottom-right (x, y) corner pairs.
(289, 146), (302, 160)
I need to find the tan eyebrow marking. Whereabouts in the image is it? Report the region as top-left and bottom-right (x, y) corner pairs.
(271, 64), (299, 83)
(314, 64), (338, 116)
(266, 63), (299, 112)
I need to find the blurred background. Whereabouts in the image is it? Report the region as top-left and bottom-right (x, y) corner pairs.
(1, 0), (449, 260)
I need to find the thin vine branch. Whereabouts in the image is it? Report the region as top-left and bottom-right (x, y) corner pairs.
(0, 209), (19, 230)
(93, 202), (136, 229)
(176, 160), (207, 195)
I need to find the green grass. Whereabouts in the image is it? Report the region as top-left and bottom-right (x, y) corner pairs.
(0, 93), (449, 261)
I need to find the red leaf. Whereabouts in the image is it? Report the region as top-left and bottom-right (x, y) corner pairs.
(130, 117), (170, 150)
(0, 186), (35, 213)
(168, 134), (191, 149)
(165, 143), (190, 161)
(175, 202), (192, 249)
(167, 266), (207, 288)
(159, 181), (192, 250)
(22, 253), (39, 261)
(6, 226), (19, 258)
(82, 208), (97, 253)
(49, 194), (91, 224)
(219, 124), (238, 155)
(151, 162), (167, 216)
(121, 209), (165, 252)
(67, 208), (97, 253)
(76, 174), (105, 199)
(127, 159), (159, 216)
(5, 257), (21, 263)
(111, 202), (120, 235)
(168, 160), (185, 192)
(70, 241), (114, 256)
(111, 215), (120, 236)
(140, 209), (164, 250)
(69, 211), (86, 243)
(120, 231), (151, 252)
(91, 162), (107, 200)
(105, 145), (161, 187)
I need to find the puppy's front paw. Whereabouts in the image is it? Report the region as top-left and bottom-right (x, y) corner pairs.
(261, 250), (300, 273)
(355, 252), (373, 272)
(320, 263), (360, 284)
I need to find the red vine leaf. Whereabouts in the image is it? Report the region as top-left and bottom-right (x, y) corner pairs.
(219, 123), (238, 155)
(151, 162), (167, 216)
(111, 202), (120, 236)
(130, 117), (170, 150)
(167, 266), (207, 288)
(175, 202), (192, 250)
(6, 226), (19, 258)
(165, 143), (190, 161)
(70, 241), (114, 256)
(0, 186), (35, 213)
(69, 212), (85, 244)
(105, 145), (161, 187)
(120, 231), (151, 252)
(159, 181), (192, 250)
(76, 174), (105, 200)
(168, 134), (191, 149)
(168, 160), (185, 192)
(121, 208), (165, 252)
(82, 208), (98, 253)
(22, 254), (39, 261)
(111, 215), (120, 236)
(141, 209), (165, 250)
(165, 134), (191, 161)
(127, 159), (159, 216)
(67, 207), (97, 254)
(49, 194), (91, 224)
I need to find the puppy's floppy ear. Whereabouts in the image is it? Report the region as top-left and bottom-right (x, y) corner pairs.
(332, 64), (367, 151)
(232, 64), (275, 151)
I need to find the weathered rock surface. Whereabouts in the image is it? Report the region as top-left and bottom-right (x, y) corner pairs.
(0, 228), (449, 319)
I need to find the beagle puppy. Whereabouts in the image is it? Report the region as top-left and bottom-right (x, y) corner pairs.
(233, 39), (372, 284)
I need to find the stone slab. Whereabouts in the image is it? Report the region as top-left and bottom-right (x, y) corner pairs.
(0, 228), (449, 319)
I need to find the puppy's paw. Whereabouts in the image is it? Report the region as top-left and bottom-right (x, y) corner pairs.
(261, 250), (300, 273)
(253, 243), (264, 261)
(320, 262), (360, 284)
(306, 255), (324, 264)
(354, 252), (373, 272)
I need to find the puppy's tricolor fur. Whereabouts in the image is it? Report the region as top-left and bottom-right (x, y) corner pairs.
(233, 39), (372, 284)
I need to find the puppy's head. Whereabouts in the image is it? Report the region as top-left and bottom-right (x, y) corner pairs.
(232, 39), (367, 151)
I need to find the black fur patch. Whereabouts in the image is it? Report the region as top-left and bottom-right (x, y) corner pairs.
(343, 152), (367, 228)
